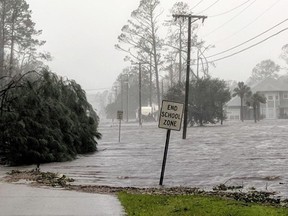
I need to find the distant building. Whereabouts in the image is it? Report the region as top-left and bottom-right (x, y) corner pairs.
(136, 104), (159, 122)
(226, 78), (288, 120)
(225, 96), (242, 120)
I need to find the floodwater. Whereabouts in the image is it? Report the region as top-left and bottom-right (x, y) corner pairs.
(1, 119), (288, 197)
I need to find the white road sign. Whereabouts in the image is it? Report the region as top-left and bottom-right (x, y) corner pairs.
(158, 100), (184, 131)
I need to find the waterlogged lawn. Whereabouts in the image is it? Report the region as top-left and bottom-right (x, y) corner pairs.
(118, 192), (288, 216)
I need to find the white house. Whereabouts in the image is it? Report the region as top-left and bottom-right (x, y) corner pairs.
(226, 77), (288, 120)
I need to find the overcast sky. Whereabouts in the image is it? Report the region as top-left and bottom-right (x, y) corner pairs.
(26, 0), (288, 92)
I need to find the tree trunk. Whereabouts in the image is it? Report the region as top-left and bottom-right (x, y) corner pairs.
(240, 97), (243, 122)
(150, 16), (160, 110)
(220, 103), (223, 125)
(257, 103), (260, 121)
(0, 0), (6, 77)
(9, 5), (18, 77)
(9, 19), (15, 76)
(149, 52), (152, 107)
(169, 58), (173, 87)
(253, 106), (257, 123)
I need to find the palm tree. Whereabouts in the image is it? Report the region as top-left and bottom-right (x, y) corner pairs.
(232, 82), (251, 122)
(246, 92), (266, 123)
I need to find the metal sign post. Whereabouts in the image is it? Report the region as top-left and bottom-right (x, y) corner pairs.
(158, 100), (184, 186)
(159, 129), (171, 186)
(117, 110), (123, 143)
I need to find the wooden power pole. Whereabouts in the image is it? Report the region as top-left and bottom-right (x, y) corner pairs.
(172, 14), (207, 140)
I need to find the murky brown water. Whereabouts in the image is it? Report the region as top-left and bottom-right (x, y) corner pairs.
(1, 119), (288, 197)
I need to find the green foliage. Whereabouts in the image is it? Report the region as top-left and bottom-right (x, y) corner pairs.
(105, 102), (117, 119)
(105, 67), (155, 119)
(233, 82), (251, 122)
(0, 0), (48, 77)
(232, 82), (251, 99)
(189, 78), (231, 126)
(164, 78), (231, 126)
(165, 78), (231, 126)
(164, 2), (200, 83)
(0, 70), (101, 165)
(118, 192), (288, 216)
(250, 60), (280, 84)
(246, 92), (266, 123)
(116, 0), (162, 108)
(164, 82), (185, 103)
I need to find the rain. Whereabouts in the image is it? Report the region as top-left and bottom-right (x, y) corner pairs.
(1, 0), (288, 215)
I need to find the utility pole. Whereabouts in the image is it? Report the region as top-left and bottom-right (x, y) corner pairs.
(173, 14), (207, 140)
(161, 79), (164, 101)
(125, 74), (129, 122)
(133, 62), (148, 127)
(113, 85), (118, 102)
(138, 63), (142, 127)
(179, 22), (183, 83)
(196, 49), (200, 78)
(121, 74), (123, 112)
(149, 53), (153, 107)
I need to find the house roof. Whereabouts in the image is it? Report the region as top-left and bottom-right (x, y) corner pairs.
(227, 77), (288, 107)
(251, 77), (288, 92)
(226, 96), (241, 107)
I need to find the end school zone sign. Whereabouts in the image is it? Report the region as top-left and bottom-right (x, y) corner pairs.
(158, 100), (184, 131)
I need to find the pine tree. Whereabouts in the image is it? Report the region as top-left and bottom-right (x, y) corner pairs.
(116, 0), (163, 109)
(0, 0), (46, 78)
(0, 70), (101, 165)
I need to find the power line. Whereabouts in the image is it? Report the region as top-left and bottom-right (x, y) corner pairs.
(209, 27), (288, 63)
(191, 0), (206, 10)
(206, 18), (288, 58)
(204, 0), (257, 37)
(196, 0), (221, 14)
(85, 87), (111, 91)
(210, 0), (252, 17)
(211, 0), (281, 44)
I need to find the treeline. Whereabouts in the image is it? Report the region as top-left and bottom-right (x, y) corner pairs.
(106, 1), (215, 120)
(0, 70), (101, 165)
(165, 77), (231, 126)
(0, 0), (51, 78)
(104, 0), (288, 124)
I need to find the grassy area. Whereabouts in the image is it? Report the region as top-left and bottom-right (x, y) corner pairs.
(118, 192), (288, 216)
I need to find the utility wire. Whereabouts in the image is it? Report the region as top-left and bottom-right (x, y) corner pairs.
(204, 0), (257, 37)
(208, 27), (288, 63)
(191, 0), (206, 10)
(211, 0), (281, 44)
(85, 87), (111, 91)
(206, 18), (288, 58)
(196, 0), (221, 14)
(210, 0), (252, 17)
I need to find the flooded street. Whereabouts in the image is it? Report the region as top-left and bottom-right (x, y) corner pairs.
(2, 119), (288, 197)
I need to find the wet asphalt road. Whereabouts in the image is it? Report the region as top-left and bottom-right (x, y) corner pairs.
(0, 182), (124, 216)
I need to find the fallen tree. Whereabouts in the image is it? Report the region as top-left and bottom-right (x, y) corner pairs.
(0, 70), (101, 165)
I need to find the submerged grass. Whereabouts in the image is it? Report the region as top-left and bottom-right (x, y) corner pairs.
(118, 192), (288, 216)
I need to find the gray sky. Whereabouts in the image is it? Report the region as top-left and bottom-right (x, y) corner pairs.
(26, 0), (288, 92)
